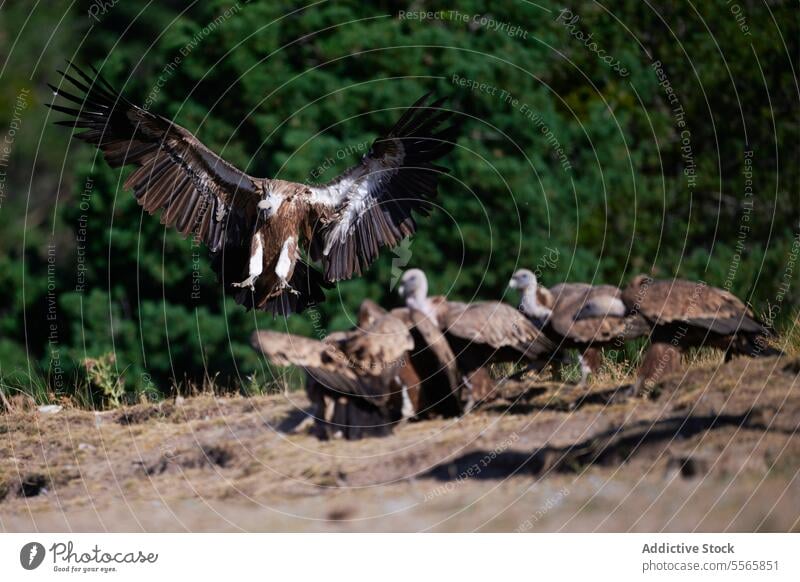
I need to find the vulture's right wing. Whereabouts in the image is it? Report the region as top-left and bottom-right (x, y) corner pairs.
(49, 63), (262, 252)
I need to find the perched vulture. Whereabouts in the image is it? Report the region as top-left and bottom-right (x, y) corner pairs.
(251, 299), (464, 439)
(49, 63), (459, 315)
(508, 269), (647, 385)
(575, 275), (780, 393)
(397, 269), (554, 406)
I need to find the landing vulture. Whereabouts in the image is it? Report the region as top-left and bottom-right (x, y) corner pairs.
(398, 269), (554, 407)
(49, 63), (459, 315)
(509, 269), (647, 385)
(575, 275), (780, 393)
(251, 299), (465, 439)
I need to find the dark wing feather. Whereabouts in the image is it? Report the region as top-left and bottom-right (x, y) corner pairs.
(306, 94), (460, 281)
(48, 63), (261, 252)
(251, 330), (395, 405)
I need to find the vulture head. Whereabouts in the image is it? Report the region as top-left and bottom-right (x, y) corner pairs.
(397, 269), (429, 303)
(627, 274), (653, 293)
(508, 268), (552, 325)
(256, 183), (283, 221)
(508, 268), (537, 291)
(397, 269), (440, 324)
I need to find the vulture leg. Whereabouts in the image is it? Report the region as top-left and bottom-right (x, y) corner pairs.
(232, 231), (264, 290)
(400, 384), (415, 419)
(460, 374), (476, 413)
(576, 348), (602, 388)
(724, 346), (735, 363)
(466, 367), (497, 403)
(634, 342), (682, 396)
(275, 236), (300, 295)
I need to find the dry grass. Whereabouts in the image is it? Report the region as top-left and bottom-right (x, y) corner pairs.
(3, 323), (799, 413)
(1, 353), (797, 532)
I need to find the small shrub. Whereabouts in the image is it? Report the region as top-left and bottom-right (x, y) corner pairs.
(82, 353), (125, 408)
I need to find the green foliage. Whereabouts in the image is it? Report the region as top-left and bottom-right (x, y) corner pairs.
(0, 0), (797, 403)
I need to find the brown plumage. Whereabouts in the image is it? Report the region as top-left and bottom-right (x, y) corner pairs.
(398, 269), (554, 407)
(576, 275), (780, 393)
(509, 269), (647, 385)
(49, 63), (459, 315)
(251, 297), (471, 439)
(251, 309), (416, 440)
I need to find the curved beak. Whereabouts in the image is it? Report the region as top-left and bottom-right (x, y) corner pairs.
(257, 199), (273, 220)
(508, 278), (519, 289)
(396, 283), (405, 297)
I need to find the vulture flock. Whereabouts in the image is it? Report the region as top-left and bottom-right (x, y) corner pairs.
(253, 268), (779, 440)
(50, 63), (782, 440)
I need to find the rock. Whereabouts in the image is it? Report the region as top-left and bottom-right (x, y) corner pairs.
(37, 405), (62, 414)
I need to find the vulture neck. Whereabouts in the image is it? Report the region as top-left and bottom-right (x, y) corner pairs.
(520, 283), (551, 323)
(406, 290), (438, 325)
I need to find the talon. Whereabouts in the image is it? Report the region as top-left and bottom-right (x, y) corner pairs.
(233, 275), (258, 291)
(279, 279), (300, 295)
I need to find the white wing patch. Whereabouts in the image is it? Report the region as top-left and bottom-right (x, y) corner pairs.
(306, 139), (405, 214)
(321, 154), (403, 255)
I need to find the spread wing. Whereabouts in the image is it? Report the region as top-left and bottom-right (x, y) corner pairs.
(306, 93), (460, 281)
(442, 301), (554, 359)
(48, 63), (261, 252)
(251, 331), (360, 395)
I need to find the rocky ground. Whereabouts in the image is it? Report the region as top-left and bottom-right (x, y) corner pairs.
(2, 356), (799, 532)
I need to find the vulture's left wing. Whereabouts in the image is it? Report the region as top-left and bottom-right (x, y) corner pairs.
(306, 94), (460, 281)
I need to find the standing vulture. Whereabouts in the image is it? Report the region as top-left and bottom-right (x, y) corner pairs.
(575, 275), (780, 394)
(508, 269), (647, 386)
(251, 300), (464, 439)
(49, 63), (459, 315)
(397, 269), (554, 407)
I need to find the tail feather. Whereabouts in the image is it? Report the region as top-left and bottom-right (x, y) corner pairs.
(263, 261), (332, 316)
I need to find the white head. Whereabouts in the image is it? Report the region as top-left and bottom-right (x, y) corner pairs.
(508, 268), (537, 291)
(257, 183), (282, 219)
(397, 269), (428, 304)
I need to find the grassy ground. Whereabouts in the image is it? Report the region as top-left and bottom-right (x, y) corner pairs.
(1, 353), (798, 532)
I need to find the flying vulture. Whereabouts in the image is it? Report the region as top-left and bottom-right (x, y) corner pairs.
(49, 63), (459, 315)
(575, 275), (780, 393)
(251, 299), (465, 439)
(397, 269), (554, 406)
(508, 269), (647, 386)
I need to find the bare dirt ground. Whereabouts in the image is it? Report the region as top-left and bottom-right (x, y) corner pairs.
(2, 356), (799, 532)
